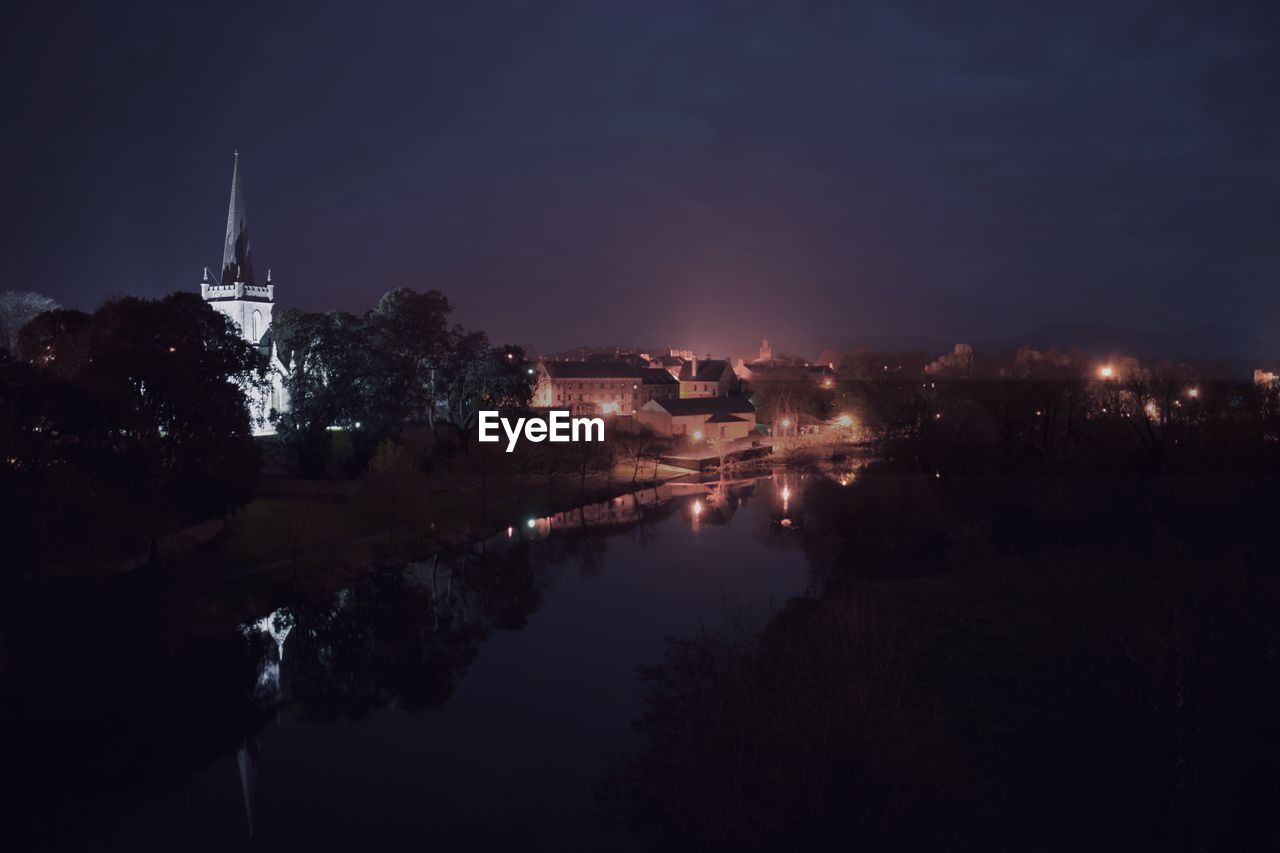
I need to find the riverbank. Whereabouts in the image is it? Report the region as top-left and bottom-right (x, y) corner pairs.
(0, 465), (808, 852)
(178, 455), (697, 591)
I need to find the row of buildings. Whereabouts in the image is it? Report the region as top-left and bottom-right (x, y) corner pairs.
(530, 353), (753, 441)
(532, 341), (837, 443)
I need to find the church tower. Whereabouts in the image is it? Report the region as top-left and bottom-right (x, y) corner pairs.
(201, 152), (275, 344)
(201, 152), (287, 433)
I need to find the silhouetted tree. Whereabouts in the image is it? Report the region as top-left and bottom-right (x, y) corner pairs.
(272, 308), (370, 475)
(1, 293), (264, 569)
(273, 291), (534, 474)
(0, 290), (58, 354)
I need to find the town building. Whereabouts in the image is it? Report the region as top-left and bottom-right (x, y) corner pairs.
(678, 357), (738, 398)
(649, 353), (686, 375)
(199, 153), (289, 435)
(533, 360), (679, 415)
(635, 395), (757, 441)
(735, 360), (834, 387)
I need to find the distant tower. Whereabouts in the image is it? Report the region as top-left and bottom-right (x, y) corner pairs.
(201, 152), (275, 344)
(758, 338), (772, 363)
(200, 152), (287, 433)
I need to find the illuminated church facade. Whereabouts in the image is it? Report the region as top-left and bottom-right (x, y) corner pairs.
(200, 153), (289, 435)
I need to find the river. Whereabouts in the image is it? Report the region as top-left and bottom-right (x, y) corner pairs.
(6, 471), (820, 851)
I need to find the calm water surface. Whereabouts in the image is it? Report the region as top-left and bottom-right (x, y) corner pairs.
(25, 475), (817, 852)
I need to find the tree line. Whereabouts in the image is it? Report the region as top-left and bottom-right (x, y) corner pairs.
(0, 287), (535, 573)
(269, 287), (534, 476)
(1, 292), (264, 570)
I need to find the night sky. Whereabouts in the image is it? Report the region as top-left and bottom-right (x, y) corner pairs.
(5, 1), (1278, 355)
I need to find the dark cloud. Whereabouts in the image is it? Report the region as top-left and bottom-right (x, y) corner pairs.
(3, 0), (1278, 354)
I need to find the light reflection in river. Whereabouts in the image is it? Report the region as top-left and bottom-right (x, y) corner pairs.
(143, 476), (818, 852)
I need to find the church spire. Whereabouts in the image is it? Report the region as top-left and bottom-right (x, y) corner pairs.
(221, 151), (255, 286)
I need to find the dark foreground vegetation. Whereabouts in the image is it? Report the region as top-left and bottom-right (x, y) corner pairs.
(604, 351), (1280, 852)
(0, 288), (541, 574)
(1, 293), (265, 569)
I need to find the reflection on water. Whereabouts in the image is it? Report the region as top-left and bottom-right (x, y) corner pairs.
(2, 473), (815, 851)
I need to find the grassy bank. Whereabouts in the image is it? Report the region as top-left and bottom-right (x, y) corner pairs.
(184, 453), (693, 589)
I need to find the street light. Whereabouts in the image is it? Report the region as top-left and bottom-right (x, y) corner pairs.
(1098, 365), (1114, 379)
(836, 414), (853, 428)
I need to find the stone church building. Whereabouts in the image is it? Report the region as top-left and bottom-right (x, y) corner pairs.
(200, 153), (289, 434)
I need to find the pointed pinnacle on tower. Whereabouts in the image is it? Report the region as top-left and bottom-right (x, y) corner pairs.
(221, 151), (254, 286)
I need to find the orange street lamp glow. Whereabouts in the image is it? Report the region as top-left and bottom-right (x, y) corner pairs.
(1098, 365), (1114, 379)
(781, 418), (792, 428)
(692, 430), (703, 441)
(1187, 387), (1199, 398)
(693, 500), (703, 515)
(837, 414), (853, 427)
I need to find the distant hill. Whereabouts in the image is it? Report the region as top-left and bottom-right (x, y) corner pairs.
(808, 324), (1269, 363)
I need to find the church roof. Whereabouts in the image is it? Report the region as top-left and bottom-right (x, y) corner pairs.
(221, 152), (255, 286)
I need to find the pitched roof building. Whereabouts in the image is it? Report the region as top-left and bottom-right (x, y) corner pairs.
(635, 394), (757, 440)
(677, 357), (738, 398)
(534, 360), (678, 415)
